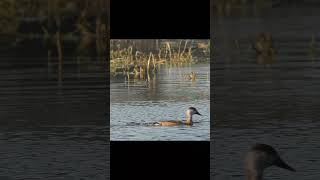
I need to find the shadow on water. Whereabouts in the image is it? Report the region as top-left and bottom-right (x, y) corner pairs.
(212, 5), (320, 180)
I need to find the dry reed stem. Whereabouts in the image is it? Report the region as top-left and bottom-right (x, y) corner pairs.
(166, 42), (172, 61)
(181, 40), (189, 55)
(178, 40), (182, 61)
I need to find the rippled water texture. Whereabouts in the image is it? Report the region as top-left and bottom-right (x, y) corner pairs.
(212, 6), (320, 180)
(111, 63), (210, 141)
(0, 48), (108, 179)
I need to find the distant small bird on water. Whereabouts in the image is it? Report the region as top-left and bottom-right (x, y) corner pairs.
(252, 32), (275, 56)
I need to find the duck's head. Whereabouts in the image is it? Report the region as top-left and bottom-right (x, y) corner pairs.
(245, 144), (296, 175)
(186, 107), (202, 116)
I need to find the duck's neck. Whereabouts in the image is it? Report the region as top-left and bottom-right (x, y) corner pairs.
(186, 114), (193, 123)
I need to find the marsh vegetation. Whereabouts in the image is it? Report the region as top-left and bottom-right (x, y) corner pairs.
(110, 40), (210, 83)
(0, 0), (109, 84)
(0, 0), (108, 59)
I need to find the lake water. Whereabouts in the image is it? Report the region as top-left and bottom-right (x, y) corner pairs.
(111, 63), (210, 141)
(212, 6), (320, 180)
(0, 47), (108, 179)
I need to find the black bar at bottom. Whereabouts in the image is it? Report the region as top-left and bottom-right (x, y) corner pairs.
(111, 141), (210, 180)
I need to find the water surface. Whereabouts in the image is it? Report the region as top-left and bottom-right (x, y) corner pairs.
(0, 47), (108, 179)
(111, 63), (210, 141)
(212, 6), (320, 180)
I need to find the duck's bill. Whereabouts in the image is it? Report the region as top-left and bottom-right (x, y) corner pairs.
(196, 112), (202, 116)
(275, 158), (296, 172)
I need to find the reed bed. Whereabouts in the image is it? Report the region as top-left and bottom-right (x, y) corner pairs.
(110, 40), (208, 78)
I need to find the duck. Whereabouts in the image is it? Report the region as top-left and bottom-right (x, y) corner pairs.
(244, 144), (296, 180)
(252, 32), (275, 56)
(153, 107), (202, 126)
